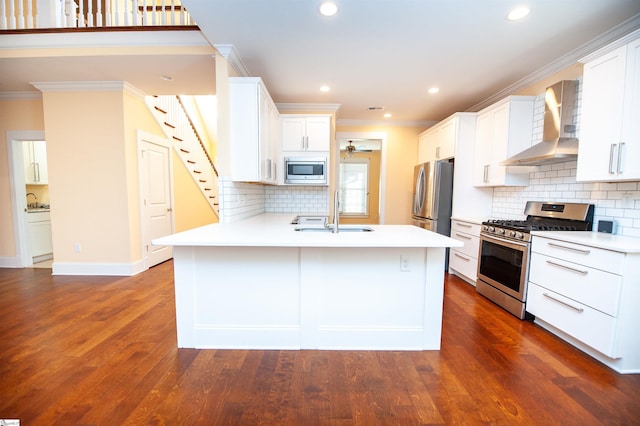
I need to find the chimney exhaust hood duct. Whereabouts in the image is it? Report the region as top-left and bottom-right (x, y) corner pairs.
(501, 80), (579, 166)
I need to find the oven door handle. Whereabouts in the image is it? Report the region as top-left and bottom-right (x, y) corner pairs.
(480, 233), (529, 249)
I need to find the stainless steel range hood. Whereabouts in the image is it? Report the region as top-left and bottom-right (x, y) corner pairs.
(501, 80), (579, 166)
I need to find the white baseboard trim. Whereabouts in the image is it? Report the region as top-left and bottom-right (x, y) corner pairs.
(0, 256), (21, 268)
(52, 260), (146, 276)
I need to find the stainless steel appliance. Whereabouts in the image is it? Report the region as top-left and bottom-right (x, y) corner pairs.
(501, 80), (579, 166)
(476, 201), (594, 319)
(284, 157), (327, 185)
(411, 160), (454, 266)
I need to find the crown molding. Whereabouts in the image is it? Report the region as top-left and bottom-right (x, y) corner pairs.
(336, 118), (435, 128)
(468, 14), (640, 113)
(0, 91), (42, 100)
(276, 103), (341, 113)
(29, 81), (146, 97)
(214, 44), (251, 77)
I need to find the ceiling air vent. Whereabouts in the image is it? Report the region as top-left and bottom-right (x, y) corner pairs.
(368, 106), (384, 111)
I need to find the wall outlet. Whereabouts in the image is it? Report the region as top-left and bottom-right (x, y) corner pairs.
(74, 242), (81, 253)
(400, 255), (411, 272)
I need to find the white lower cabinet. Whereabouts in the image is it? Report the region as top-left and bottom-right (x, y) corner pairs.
(27, 211), (53, 259)
(527, 234), (640, 373)
(448, 219), (481, 285)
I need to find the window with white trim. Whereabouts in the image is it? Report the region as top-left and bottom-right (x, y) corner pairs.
(339, 158), (369, 216)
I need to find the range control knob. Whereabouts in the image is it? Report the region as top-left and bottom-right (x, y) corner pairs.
(497, 228), (505, 235)
(508, 230), (516, 238)
(515, 232), (525, 240)
(488, 226), (495, 233)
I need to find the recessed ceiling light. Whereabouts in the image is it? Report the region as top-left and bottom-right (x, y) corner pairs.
(428, 87), (439, 94)
(384, 113), (392, 118)
(320, 85), (330, 92)
(319, 2), (338, 16)
(507, 6), (530, 21)
(160, 75), (174, 81)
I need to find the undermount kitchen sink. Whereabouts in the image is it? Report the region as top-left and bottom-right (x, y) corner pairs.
(294, 226), (374, 233)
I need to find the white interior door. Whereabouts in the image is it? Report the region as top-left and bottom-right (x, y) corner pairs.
(138, 133), (174, 268)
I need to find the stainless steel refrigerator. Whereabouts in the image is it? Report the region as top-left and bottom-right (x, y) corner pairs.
(412, 160), (454, 266)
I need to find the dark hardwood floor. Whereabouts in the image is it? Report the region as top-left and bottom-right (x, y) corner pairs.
(1, 261), (639, 425)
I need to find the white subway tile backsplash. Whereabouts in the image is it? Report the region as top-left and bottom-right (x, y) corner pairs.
(218, 177), (329, 223)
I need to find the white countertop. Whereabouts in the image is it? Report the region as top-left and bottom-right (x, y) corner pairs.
(153, 213), (463, 249)
(531, 231), (640, 253)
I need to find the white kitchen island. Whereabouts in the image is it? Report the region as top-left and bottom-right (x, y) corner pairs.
(153, 214), (462, 351)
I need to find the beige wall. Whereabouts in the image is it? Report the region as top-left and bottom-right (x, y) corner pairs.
(335, 124), (424, 225)
(0, 89), (218, 269)
(43, 89), (135, 264)
(0, 98), (46, 258)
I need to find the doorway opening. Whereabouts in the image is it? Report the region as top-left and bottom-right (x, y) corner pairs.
(336, 132), (386, 225)
(7, 131), (53, 268)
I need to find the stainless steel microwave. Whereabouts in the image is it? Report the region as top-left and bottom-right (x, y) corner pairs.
(284, 157), (327, 185)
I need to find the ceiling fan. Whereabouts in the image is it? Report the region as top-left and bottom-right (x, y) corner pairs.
(344, 140), (372, 156)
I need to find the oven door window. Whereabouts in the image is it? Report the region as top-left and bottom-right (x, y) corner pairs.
(478, 238), (526, 295)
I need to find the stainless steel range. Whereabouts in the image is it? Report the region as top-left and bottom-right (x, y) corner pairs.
(476, 201), (594, 319)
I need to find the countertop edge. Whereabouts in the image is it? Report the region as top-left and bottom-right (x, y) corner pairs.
(531, 231), (640, 253)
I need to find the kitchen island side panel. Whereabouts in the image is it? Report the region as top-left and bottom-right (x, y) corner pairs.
(172, 245), (446, 350)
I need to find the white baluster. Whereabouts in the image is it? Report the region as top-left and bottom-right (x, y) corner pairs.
(27, 0), (34, 28)
(1, 0), (8, 29)
(105, 0), (111, 26)
(17, 0), (24, 28)
(96, 0), (102, 27)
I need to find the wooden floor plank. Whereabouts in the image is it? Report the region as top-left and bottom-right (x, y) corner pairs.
(1, 262), (640, 425)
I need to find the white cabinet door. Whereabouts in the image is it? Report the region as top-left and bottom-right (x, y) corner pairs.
(577, 46), (627, 181)
(23, 141), (48, 185)
(281, 115), (331, 152)
(418, 117), (456, 163)
(473, 97), (533, 187)
(437, 118), (456, 160)
(473, 111), (493, 186)
(577, 36), (640, 182)
(230, 77), (279, 184)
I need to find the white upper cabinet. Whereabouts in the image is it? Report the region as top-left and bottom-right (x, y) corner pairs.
(229, 77), (280, 184)
(281, 115), (331, 152)
(23, 141), (48, 185)
(577, 31), (640, 182)
(418, 118), (456, 163)
(472, 96), (534, 187)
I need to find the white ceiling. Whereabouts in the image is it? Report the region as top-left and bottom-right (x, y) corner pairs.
(181, 0), (640, 124)
(2, 1), (640, 126)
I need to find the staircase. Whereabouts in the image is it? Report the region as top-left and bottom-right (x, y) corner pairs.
(147, 95), (219, 218)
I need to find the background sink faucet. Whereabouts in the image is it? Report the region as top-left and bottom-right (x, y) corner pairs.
(26, 192), (37, 208)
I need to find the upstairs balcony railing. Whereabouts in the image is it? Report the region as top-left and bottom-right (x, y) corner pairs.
(1, 0), (195, 30)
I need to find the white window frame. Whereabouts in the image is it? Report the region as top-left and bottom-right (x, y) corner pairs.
(339, 158), (369, 217)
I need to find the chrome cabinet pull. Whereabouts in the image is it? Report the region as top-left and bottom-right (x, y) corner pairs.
(546, 260), (588, 275)
(543, 292), (584, 313)
(618, 142), (625, 174)
(547, 241), (590, 254)
(457, 222), (473, 228)
(454, 252), (471, 261)
(455, 233), (472, 240)
(609, 143), (617, 174)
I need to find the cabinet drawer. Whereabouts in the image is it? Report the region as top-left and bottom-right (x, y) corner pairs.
(527, 283), (617, 357)
(532, 236), (624, 274)
(449, 249), (478, 282)
(451, 220), (481, 236)
(529, 253), (622, 316)
(27, 211), (51, 223)
(450, 231), (479, 258)
(450, 221), (481, 258)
